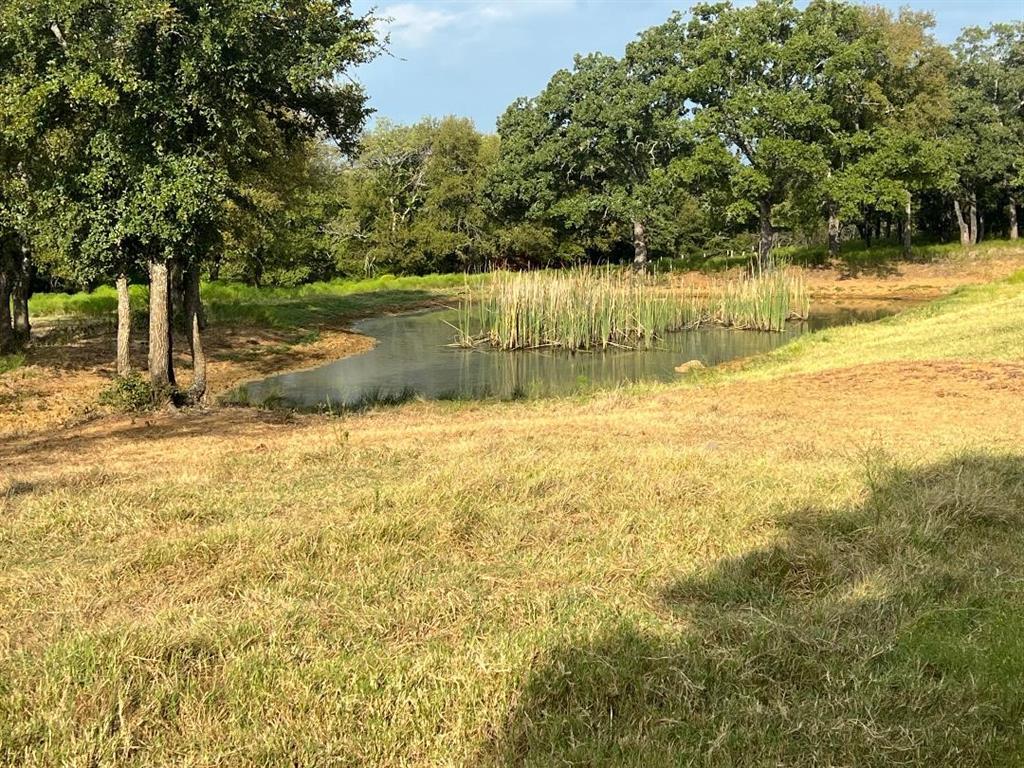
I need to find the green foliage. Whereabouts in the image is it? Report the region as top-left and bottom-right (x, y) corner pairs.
(332, 117), (498, 276)
(2, 0), (379, 313)
(3, 0), (1023, 332)
(98, 372), (155, 412)
(219, 141), (347, 286)
(489, 49), (696, 264)
(946, 22), (1024, 237)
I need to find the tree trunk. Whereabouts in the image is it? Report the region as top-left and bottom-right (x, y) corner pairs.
(977, 210), (985, 243)
(170, 260), (186, 326)
(631, 219), (649, 271)
(827, 205), (841, 259)
(1011, 196), (1019, 241)
(116, 274), (132, 377)
(11, 247), (31, 342)
(968, 191), (978, 245)
(858, 222), (872, 249)
(165, 263), (176, 385)
(184, 264), (207, 403)
(148, 259), (175, 390)
(874, 214), (881, 241)
(954, 199), (971, 247)
(0, 262), (13, 355)
(902, 195), (912, 258)
(757, 199), (773, 263)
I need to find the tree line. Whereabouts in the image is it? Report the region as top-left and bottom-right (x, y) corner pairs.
(206, 0), (1024, 283)
(1, 0), (1022, 395)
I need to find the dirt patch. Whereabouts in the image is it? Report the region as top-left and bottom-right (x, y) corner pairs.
(671, 252), (1024, 301)
(0, 324), (373, 439)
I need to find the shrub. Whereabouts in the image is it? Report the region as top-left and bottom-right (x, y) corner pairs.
(98, 373), (156, 412)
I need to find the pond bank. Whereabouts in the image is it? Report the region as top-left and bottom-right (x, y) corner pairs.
(2, 251), (1022, 438)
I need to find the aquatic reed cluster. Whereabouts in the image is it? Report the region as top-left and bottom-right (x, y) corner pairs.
(705, 268), (810, 332)
(455, 266), (809, 351)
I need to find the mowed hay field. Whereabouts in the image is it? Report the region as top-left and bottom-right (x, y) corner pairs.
(2, 274), (1024, 765)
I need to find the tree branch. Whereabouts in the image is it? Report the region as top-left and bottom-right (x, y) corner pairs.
(49, 22), (67, 49)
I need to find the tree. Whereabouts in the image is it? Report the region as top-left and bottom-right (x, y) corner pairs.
(416, 117), (496, 271)
(335, 119), (435, 275)
(674, 0), (833, 261)
(796, 5), (953, 257)
(490, 50), (691, 269)
(221, 141), (346, 286)
(334, 117), (498, 275)
(789, 0), (897, 258)
(21, 0), (377, 399)
(0, 0), (73, 352)
(950, 23), (1024, 244)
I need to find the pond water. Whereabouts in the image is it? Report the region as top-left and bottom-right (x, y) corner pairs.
(235, 303), (906, 409)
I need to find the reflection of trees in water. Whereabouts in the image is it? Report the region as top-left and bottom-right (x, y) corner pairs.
(243, 304), (905, 406)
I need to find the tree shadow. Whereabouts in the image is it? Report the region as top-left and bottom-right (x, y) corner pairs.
(20, 289), (441, 374)
(485, 452), (1024, 766)
(834, 252), (902, 279)
(0, 408), (293, 468)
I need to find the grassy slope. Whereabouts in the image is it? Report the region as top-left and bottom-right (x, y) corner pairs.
(29, 273), (474, 327)
(730, 268), (1024, 379)
(2, 274), (1024, 766)
(665, 235), (1024, 273)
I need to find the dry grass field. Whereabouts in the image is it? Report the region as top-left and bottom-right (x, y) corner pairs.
(1, 256), (1024, 765)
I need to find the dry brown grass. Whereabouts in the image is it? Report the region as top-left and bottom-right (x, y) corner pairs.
(2, 353), (1024, 764)
(2, 255), (1024, 765)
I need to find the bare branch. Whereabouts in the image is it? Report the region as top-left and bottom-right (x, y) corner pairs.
(49, 22), (67, 49)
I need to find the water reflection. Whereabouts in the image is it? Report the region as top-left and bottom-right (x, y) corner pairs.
(238, 304), (903, 408)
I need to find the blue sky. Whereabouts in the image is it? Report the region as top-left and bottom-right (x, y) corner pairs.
(352, 0), (1024, 132)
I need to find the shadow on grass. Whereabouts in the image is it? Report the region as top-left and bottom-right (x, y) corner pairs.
(19, 289), (443, 375)
(486, 451), (1024, 767)
(0, 408), (294, 468)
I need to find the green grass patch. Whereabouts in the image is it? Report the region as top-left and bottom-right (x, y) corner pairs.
(726, 269), (1024, 380)
(28, 283), (148, 318)
(28, 273), (477, 327)
(0, 354), (25, 375)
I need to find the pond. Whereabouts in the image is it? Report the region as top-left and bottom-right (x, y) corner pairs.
(234, 302), (907, 409)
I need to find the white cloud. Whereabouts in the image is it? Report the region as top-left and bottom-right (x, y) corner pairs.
(379, 0), (576, 48)
(380, 4), (460, 46)
(475, 0), (575, 22)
